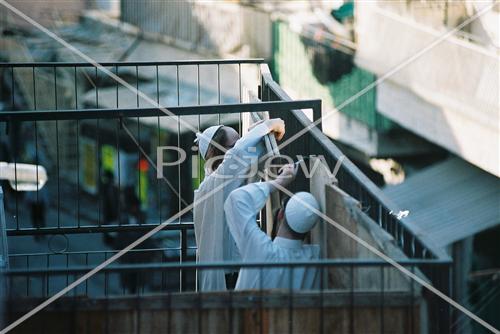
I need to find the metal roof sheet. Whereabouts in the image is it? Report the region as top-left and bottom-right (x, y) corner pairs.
(383, 158), (500, 246)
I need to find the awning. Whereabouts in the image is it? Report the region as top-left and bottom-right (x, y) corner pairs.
(383, 158), (500, 247)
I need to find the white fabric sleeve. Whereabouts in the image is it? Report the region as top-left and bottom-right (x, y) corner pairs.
(216, 123), (270, 177)
(224, 182), (273, 260)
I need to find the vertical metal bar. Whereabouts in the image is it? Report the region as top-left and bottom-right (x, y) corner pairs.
(180, 228), (187, 291)
(115, 65), (122, 226)
(238, 63), (242, 135)
(176, 65), (180, 106)
(75, 67), (81, 228)
(350, 264), (354, 334)
(54, 67), (61, 228)
(156, 65), (162, 225)
(26, 256), (30, 296)
(217, 64), (221, 124)
(217, 64), (221, 104)
(104, 252), (108, 297)
(45, 254), (50, 297)
(319, 265), (324, 334)
(136, 66), (142, 224)
(238, 63), (242, 103)
(313, 103), (322, 131)
(9, 66), (20, 229)
(380, 266), (384, 334)
(85, 253), (88, 296)
(197, 64), (200, 105)
(10, 66), (14, 109)
(32, 66), (40, 229)
(161, 252), (166, 293)
(66, 253), (69, 287)
(197, 65), (202, 184)
(11, 124), (19, 230)
(177, 115), (181, 221)
(34, 119), (39, 226)
(410, 265), (415, 334)
(96, 67), (101, 227)
(32, 66), (36, 110)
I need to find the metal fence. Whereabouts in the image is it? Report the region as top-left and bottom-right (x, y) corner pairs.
(0, 59), (274, 235)
(260, 64), (452, 333)
(0, 59), (452, 333)
(5, 257), (448, 334)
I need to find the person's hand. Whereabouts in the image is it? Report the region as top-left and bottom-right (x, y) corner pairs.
(274, 163), (297, 188)
(265, 118), (285, 141)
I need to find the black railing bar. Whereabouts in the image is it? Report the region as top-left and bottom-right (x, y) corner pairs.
(6, 222), (194, 235)
(10, 66), (14, 109)
(0, 59), (265, 68)
(54, 67), (61, 229)
(6, 258), (453, 274)
(75, 66), (81, 228)
(0, 99), (321, 121)
(156, 64), (161, 225)
(9, 246), (194, 258)
(11, 127), (19, 230)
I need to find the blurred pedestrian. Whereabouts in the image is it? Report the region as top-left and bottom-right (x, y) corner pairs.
(101, 170), (119, 225)
(25, 186), (49, 231)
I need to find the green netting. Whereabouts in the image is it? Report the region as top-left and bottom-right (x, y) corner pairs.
(271, 20), (394, 131)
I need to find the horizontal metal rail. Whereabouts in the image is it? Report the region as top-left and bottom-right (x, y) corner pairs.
(0, 100), (321, 122)
(6, 258), (452, 275)
(0, 59), (265, 68)
(7, 222), (194, 236)
(8, 246), (195, 259)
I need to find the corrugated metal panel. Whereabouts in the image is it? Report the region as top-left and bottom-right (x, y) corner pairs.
(383, 158), (500, 246)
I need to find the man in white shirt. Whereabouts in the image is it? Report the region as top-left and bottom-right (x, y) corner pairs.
(224, 164), (321, 290)
(193, 119), (285, 291)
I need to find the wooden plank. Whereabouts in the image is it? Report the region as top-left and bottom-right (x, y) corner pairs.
(247, 91), (281, 238)
(8, 295), (421, 334)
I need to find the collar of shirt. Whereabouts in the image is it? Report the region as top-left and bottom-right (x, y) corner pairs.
(273, 237), (303, 249)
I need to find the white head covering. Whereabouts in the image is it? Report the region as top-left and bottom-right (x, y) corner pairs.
(284, 192), (320, 234)
(195, 125), (223, 160)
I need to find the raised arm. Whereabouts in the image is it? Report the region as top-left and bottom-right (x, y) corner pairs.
(224, 182), (273, 258)
(216, 119), (285, 177)
(224, 164), (297, 258)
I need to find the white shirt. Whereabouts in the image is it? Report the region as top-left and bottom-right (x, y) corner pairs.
(193, 123), (268, 291)
(225, 182), (320, 291)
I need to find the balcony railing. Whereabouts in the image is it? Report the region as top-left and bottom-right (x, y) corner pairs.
(0, 59), (451, 333)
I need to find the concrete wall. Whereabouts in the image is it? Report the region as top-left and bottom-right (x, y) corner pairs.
(355, 3), (499, 177)
(120, 0), (272, 58)
(0, 0), (86, 28)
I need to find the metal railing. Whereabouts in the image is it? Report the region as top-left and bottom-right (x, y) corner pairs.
(0, 59), (452, 333)
(0, 59), (290, 235)
(5, 257), (445, 334)
(260, 64), (452, 333)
